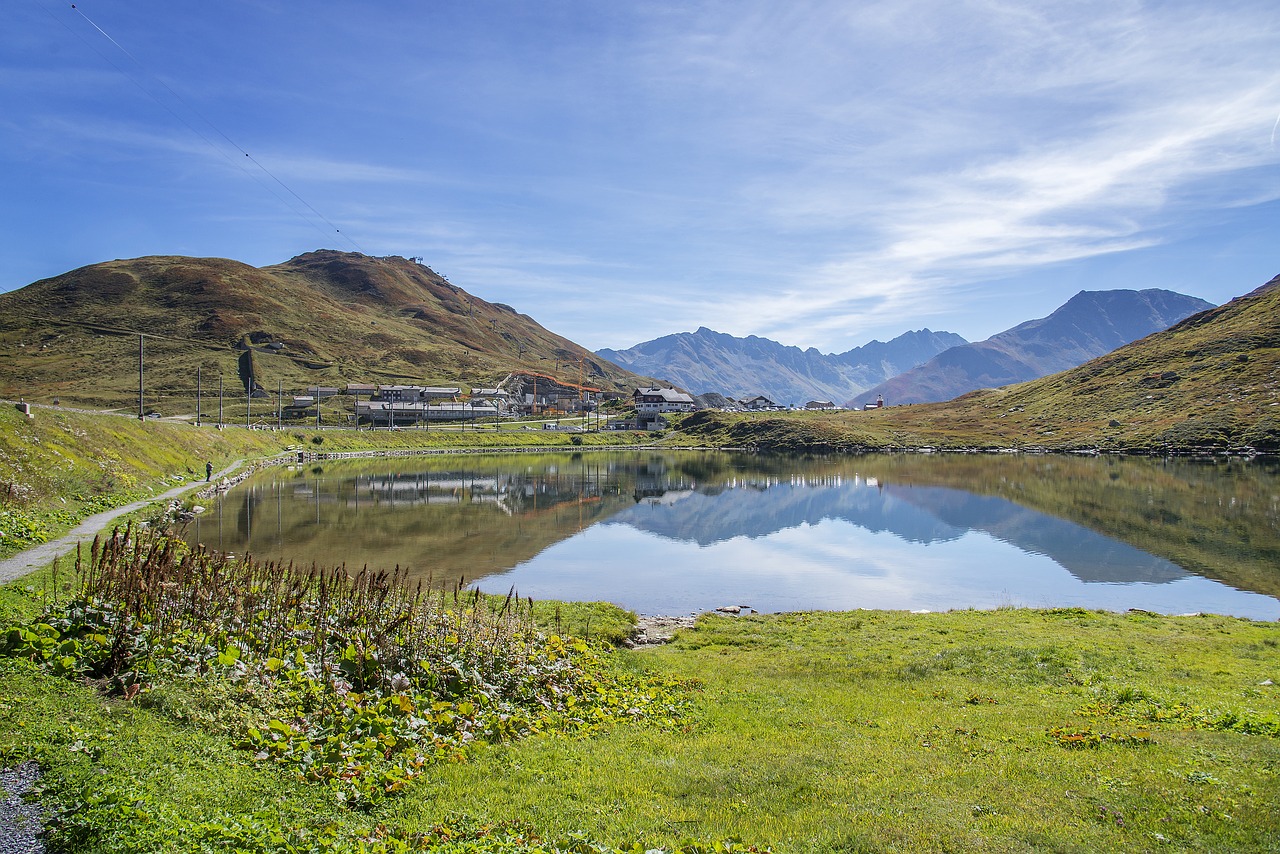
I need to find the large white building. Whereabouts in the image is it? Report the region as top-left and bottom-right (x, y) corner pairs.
(633, 387), (695, 413)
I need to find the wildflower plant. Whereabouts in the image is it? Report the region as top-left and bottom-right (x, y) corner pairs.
(2, 524), (690, 807)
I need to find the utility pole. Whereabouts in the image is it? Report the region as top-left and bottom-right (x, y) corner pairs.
(218, 374), (224, 427)
(196, 365), (202, 426)
(246, 383), (251, 430)
(137, 334), (144, 420)
(277, 380), (282, 430)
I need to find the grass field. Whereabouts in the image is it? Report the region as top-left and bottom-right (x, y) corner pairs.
(2, 562), (1277, 852)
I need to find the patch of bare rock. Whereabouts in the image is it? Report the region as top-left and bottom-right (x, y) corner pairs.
(625, 607), (755, 647)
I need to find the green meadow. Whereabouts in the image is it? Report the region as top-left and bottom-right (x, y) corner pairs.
(1, 406), (1278, 852)
(2, 547), (1277, 853)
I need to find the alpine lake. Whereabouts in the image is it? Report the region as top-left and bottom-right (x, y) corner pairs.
(184, 450), (1280, 620)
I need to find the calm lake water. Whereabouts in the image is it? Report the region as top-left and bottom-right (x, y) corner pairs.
(185, 451), (1280, 619)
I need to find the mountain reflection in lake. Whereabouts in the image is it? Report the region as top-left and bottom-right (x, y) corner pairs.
(185, 452), (1280, 619)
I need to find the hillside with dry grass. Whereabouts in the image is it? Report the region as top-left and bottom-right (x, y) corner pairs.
(677, 272), (1280, 454)
(0, 250), (647, 409)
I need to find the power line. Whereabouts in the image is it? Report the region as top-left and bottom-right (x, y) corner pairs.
(0, 309), (340, 374)
(43, 1), (364, 253)
(2, 308), (238, 351)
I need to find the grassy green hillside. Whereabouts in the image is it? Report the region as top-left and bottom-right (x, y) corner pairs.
(0, 405), (291, 559)
(0, 250), (647, 411)
(676, 273), (1280, 454)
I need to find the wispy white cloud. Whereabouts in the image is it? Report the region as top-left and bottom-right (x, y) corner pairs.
(619, 0), (1280, 345)
(5, 0), (1278, 351)
(27, 115), (452, 189)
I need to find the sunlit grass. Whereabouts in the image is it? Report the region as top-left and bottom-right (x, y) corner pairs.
(4, 582), (1278, 851)
(411, 609), (1280, 851)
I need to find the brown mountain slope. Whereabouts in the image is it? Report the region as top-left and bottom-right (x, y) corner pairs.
(849, 288), (1213, 408)
(679, 272), (1280, 453)
(952, 272), (1280, 451)
(858, 271), (1280, 451)
(0, 250), (645, 409)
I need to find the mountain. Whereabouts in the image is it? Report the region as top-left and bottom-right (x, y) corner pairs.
(0, 250), (648, 408)
(953, 272), (1280, 451)
(849, 288), (1213, 408)
(673, 272), (1279, 454)
(597, 327), (966, 406)
(869, 272), (1280, 451)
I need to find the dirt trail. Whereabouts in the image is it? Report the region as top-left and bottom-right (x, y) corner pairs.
(0, 460), (244, 584)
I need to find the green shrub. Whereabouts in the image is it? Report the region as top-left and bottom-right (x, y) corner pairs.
(2, 525), (690, 808)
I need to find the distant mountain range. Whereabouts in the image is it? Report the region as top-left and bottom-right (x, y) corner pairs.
(848, 289), (1214, 408)
(0, 250), (1222, 420)
(597, 327), (967, 406)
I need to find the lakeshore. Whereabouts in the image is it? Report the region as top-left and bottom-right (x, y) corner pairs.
(2, 406), (1278, 852)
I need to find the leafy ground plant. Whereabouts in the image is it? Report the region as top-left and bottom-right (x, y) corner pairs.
(0, 527), (731, 851)
(6, 553), (1279, 851)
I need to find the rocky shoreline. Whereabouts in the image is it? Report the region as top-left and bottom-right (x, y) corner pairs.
(625, 615), (699, 647)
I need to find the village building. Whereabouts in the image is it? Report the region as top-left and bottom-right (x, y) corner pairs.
(355, 399), (500, 427)
(469, 387), (510, 401)
(306, 386), (340, 399)
(610, 414), (670, 432)
(633, 387), (695, 413)
(468, 387), (512, 414)
(740, 394), (778, 411)
(282, 395), (319, 419)
(375, 385), (461, 403)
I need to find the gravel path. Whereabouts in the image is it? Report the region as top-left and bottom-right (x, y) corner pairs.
(0, 460), (245, 584)
(0, 763), (44, 854)
(0, 463), (250, 850)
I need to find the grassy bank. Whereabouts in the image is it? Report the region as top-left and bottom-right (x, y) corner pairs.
(0, 406), (290, 560)
(3, 407), (1277, 851)
(2, 553), (1276, 852)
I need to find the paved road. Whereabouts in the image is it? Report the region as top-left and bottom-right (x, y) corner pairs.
(0, 460), (244, 584)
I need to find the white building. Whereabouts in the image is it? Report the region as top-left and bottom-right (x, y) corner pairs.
(633, 387), (695, 413)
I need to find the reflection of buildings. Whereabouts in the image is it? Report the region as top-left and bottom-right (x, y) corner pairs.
(196, 460), (642, 553)
(632, 457), (697, 504)
(187, 454), (1210, 593)
(357, 472), (512, 509)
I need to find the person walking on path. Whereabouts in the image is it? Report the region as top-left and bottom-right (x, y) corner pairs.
(206, 461), (214, 482)
(0, 459), (247, 584)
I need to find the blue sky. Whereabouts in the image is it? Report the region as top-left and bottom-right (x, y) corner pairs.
(3, 0), (1277, 353)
